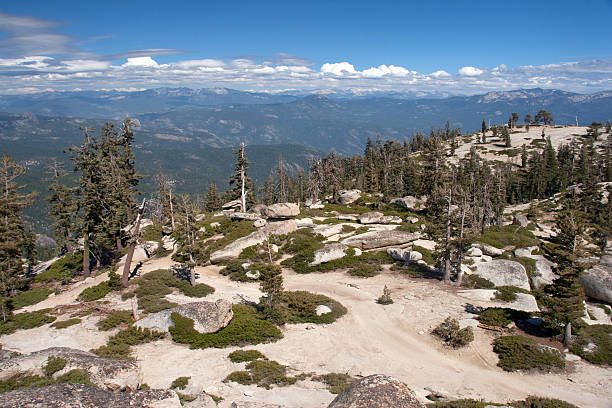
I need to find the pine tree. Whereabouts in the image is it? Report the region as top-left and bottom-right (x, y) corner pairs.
(46, 159), (76, 253)
(0, 153), (35, 320)
(501, 126), (511, 147)
(259, 263), (284, 324)
(481, 119), (487, 143)
(229, 143), (256, 211)
(203, 183), (222, 212)
(521, 144), (528, 168)
(155, 171), (175, 230)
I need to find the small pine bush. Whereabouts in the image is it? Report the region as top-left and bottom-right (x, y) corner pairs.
(570, 324), (612, 365)
(91, 326), (164, 359)
(494, 286), (531, 302)
(493, 336), (565, 371)
(51, 318), (81, 329)
(56, 369), (95, 387)
(477, 308), (531, 328)
(78, 281), (112, 302)
(280, 291), (347, 324)
(0, 310), (56, 335)
(43, 357), (67, 377)
(97, 310), (132, 331)
(35, 252), (83, 283)
(313, 373), (355, 394)
(11, 288), (53, 310)
(376, 285), (393, 305)
(432, 317), (474, 349)
(228, 349), (267, 363)
(224, 359), (296, 389)
(170, 376), (190, 390)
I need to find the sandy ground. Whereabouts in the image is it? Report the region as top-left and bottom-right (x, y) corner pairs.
(2, 253), (612, 408)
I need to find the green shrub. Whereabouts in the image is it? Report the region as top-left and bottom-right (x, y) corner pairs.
(412, 245), (436, 265)
(91, 326), (164, 359)
(97, 310), (132, 331)
(43, 357), (67, 377)
(279, 291), (347, 324)
(223, 359), (296, 389)
(481, 225), (539, 249)
(511, 396), (578, 408)
(35, 252), (83, 283)
(78, 281), (112, 302)
(0, 310), (56, 335)
(51, 318), (81, 329)
(348, 263), (379, 277)
(0, 374), (54, 393)
(11, 287), (53, 310)
(461, 274), (495, 289)
(228, 349), (267, 363)
(170, 376), (190, 390)
(141, 223), (163, 242)
(220, 259), (258, 282)
(169, 304), (282, 349)
(570, 324), (612, 365)
(376, 285), (393, 305)
(493, 336), (565, 371)
(56, 369), (95, 387)
(432, 317), (474, 348)
(494, 286), (531, 302)
(425, 399), (492, 408)
(313, 373), (354, 394)
(477, 308), (531, 328)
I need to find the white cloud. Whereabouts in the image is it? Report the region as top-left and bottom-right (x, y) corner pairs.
(174, 59), (225, 69)
(61, 59), (111, 71)
(458, 66), (484, 76)
(122, 56), (159, 68)
(429, 70), (451, 78)
(0, 55), (53, 69)
(362, 64), (410, 78)
(321, 62), (357, 76)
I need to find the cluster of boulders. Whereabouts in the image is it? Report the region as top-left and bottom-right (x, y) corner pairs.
(580, 241), (612, 304)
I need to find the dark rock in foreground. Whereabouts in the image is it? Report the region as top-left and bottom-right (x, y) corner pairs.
(327, 374), (425, 408)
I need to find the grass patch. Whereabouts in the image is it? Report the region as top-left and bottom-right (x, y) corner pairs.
(169, 304), (282, 349)
(432, 317), (474, 348)
(312, 373), (355, 394)
(35, 252), (83, 283)
(10, 287), (53, 310)
(493, 336), (565, 371)
(570, 324), (612, 365)
(128, 269), (214, 313)
(279, 291), (347, 324)
(494, 286), (531, 302)
(91, 326), (164, 360)
(43, 357), (67, 377)
(97, 310), (132, 331)
(224, 359), (296, 389)
(228, 349), (267, 363)
(170, 376), (190, 390)
(477, 308), (531, 327)
(0, 309), (56, 335)
(51, 318), (81, 329)
(77, 271), (121, 302)
(481, 225), (539, 249)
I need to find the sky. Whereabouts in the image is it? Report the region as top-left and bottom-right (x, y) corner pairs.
(1, 0), (611, 95)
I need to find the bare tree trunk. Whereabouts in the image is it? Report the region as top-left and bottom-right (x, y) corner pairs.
(169, 190), (175, 231)
(456, 200), (467, 287)
(240, 143), (247, 212)
(564, 321), (572, 347)
(83, 234), (90, 278)
(444, 186), (453, 284)
(122, 199), (146, 288)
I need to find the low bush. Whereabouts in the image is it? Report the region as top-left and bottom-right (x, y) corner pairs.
(140, 223), (163, 242)
(43, 357), (67, 377)
(169, 304), (282, 349)
(220, 259), (261, 282)
(477, 308), (531, 327)
(170, 376), (190, 390)
(376, 285), (393, 305)
(51, 318), (81, 329)
(279, 291), (347, 324)
(348, 263), (379, 277)
(432, 317), (474, 348)
(481, 225), (539, 249)
(228, 349), (267, 363)
(425, 399), (493, 408)
(97, 310), (132, 331)
(570, 324), (612, 365)
(312, 373), (355, 394)
(91, 326), (164, 359)
(0, 309), (56, 335)
(77, 271), (122, 302)
(35, 252), (83, 283)
(511, 396), (578, 408)
(461, 274), (495, 289)
(494, 286), (531, 302)
(224, 359), (296, 389)
(0, 374), (54, 393)
(412, 245), (436, 265)
(56, 369), (95, 387)
(11, 287), (53, 310)
(493, 336), (565, 371)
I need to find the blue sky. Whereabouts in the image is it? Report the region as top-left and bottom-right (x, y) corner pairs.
(1, 0), (611, 94)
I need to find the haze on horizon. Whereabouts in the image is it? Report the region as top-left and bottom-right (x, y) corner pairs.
(0, 0), (611, 96)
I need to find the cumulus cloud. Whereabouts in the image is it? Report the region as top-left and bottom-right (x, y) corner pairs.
(430, 70), (451, 78)
(122, 56), (159, 68)
(362, 64), (410, 78)
(458, 66), (484, 76)
(321, 62), (357, 76)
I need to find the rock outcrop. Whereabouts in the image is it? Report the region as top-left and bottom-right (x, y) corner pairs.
(135, 299), (233, 334)
(310, 243), (349, 266)
(0, 383), (179, 408)
(580, 258), (612, 304)
(387, 248), (421, 262)
(210, 220), (297, 263)
(390, 196), (427, 211)
(229, 212), (262, 221)
(341, 230), (420, 250)
(474, 259), (531, 290)
(358, 212), (402, 225)
(0, 347), (141, 391)
(264, 203), (300, 218)
(473, 242), (504, 256)
(327, 374), (425, 408)
(513, 214), (529, 227)
(338, 189), (362, 205)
